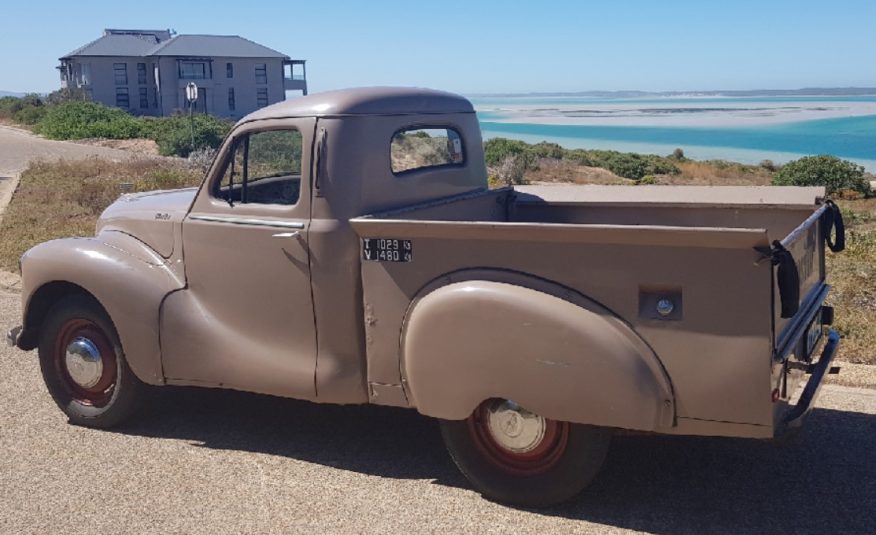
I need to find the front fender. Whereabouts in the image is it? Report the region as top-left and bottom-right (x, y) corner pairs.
(19, 231), (185, 384)
(402, 278), (675, 431)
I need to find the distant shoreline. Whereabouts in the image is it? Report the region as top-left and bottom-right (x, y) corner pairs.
(469, 87), (876, 98)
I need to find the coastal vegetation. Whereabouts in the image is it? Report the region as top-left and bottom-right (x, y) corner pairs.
(0, 158), (201, 273)
(772, 154), (871, 195)
(0, 93), (231, 157)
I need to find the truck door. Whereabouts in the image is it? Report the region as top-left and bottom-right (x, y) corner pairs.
(161, 118), (318, 399)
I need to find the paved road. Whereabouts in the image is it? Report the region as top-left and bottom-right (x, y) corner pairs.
(1, 290), (874, 534)
(0, 125), (132, 176)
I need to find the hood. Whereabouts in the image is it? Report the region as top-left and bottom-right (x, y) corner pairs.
(97, 188), (197, 258)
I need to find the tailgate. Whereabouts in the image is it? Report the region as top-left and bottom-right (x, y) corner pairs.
(773, 202), (837, 360)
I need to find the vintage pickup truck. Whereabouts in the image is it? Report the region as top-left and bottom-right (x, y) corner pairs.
(7, 87), (845, 506)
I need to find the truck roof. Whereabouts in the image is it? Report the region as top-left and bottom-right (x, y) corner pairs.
(243, 86), (474, 122)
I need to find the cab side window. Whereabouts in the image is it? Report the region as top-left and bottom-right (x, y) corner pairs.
(216, 129), (302, 205)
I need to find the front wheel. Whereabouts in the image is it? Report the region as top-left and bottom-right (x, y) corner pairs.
(440, 399), (611, 507)
(38, 295), (146, 428)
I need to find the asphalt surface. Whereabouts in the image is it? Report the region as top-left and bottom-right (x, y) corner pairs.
(0, 289), (874, 534)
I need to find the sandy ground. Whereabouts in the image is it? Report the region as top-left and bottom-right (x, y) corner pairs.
(1, 286), (874, 534)
(478, 100), (876, 128)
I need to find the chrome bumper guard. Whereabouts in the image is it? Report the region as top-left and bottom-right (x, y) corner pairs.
(6, 325), (22, 348)
(782, 329), (840, 429)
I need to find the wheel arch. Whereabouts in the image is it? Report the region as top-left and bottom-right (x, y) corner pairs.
(400, 269), (675, 432)
(19, 281), (103, 350)
(18, 234), (185, 385)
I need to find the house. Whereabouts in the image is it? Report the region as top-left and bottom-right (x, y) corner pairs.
(57, 29), (307, 119)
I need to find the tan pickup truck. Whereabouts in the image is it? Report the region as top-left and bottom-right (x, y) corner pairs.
(7, 87), (845, 506)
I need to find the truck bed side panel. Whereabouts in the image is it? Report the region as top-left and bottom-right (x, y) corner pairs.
(353, 218), (774, 427)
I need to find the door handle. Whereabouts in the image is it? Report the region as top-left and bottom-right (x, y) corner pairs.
(272, 231), (300, 238)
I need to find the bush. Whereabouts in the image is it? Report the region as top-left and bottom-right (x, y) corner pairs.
(484, 138), (537, 169)
(772, 155), (871, 195)
(0, 93), (44, 121)
(13, 105), (47, 125)
(145, 114), (232, 157)
(35, 101), (143, 139)
(669, 148), (685, 160)
(759, 159), (777, 172)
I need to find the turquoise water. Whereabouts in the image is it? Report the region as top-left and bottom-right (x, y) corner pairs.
(472, 95), (876, 170)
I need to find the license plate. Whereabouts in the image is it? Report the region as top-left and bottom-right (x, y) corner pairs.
(805, 315), (824, 357)
(362, 238), (412, 263)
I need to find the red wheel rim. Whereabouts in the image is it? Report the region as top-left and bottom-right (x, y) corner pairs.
(467, 399), (570, 476)
(53, 319), (118, 407)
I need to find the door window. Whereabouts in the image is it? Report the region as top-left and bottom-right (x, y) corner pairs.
(216, 129), (302, 206)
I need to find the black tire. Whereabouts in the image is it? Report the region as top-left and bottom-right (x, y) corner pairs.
(440, 399), (611, 507)
(38, 294), (146, 428)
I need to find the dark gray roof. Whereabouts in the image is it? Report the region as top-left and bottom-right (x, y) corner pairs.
(244, 87), (474, 122)
(147, 35), (288, 58)
(62, 31), (290, 60)
(62, 33), (164, 58)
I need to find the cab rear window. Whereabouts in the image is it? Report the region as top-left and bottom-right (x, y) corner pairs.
(391, 127), (464, 175)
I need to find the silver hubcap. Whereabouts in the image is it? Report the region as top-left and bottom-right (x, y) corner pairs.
(64, 336), (103, 388)
(485, 400), (547, 453)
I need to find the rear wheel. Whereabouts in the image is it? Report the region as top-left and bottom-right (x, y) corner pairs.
(38, 295), (146, 428)
(440, 399), (611, 507)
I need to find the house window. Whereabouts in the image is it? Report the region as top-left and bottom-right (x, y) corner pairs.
(139, 88), (148, 109)
(228, 88), (235, 111)
(113, 63), (127, 85)
(116, 87), (129, 108)
(137, 63), (147, 84)
(256, 88), (268, 107)
(226, 62), (233, 78)
(80, 63), (91, 86)
(255, 63), (267, 84)
(179, 61), (208, 79)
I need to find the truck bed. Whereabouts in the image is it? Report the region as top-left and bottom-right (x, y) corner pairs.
(350, 185), (828, 437)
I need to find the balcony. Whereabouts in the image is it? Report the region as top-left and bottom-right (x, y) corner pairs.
(283, 60), (307, 95)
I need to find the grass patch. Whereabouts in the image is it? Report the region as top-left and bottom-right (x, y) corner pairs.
(0, 158), (202, 272)
(826, 198), (876, 364)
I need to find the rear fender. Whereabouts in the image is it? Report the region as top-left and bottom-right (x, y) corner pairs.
(18, 232), (184, 384)
(401, 272), (675, 431)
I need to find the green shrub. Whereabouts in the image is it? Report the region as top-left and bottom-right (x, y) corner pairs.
(0, 94), (44, 121)
(772, 155), (870, 195)
(145, 114), (232, 157)
(13, 105), (48, 125)
(528, 141), (566, 160)
(484, 138), (537, 168)
(36, 101), (143, 139)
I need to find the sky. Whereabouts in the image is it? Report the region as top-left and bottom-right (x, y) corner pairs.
(1, 0), (875, 95)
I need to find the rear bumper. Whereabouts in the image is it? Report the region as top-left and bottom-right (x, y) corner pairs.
(780, 329), (840, 430)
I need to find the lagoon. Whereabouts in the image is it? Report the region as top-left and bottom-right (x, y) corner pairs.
(472, 95), (876, 170)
